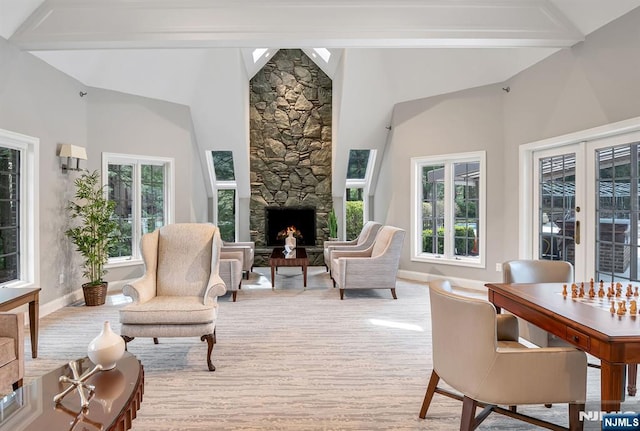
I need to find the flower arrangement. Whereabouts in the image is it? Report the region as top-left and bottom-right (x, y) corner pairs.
(276, 225), (303, 240)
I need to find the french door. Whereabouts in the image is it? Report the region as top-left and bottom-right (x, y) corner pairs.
(531, 133), (640, 283)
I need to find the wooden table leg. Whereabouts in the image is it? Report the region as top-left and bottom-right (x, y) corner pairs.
(29, 292), (39, 358)
(271, 265), (275, 290)
(303, 264), (307, 289)
(601, 360), (625, 412)
(628, 364), (637, 396)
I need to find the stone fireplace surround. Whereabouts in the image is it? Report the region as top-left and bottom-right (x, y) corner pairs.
(248, 49), (332, 266)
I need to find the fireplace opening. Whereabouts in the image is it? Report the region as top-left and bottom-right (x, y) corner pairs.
(265, 206), (316, 246)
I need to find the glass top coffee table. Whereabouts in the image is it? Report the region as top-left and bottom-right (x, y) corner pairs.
(0, 352), (143, 431)
(269, 247), (309, 289)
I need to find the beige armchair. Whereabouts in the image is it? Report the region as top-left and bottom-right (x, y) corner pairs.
(420, 279), (586, 430)
(0, 312), (24, 392)
(119, 223), (226, 371)
(323, 221), (381, 274)
(502, 260), (573, 348)
(331, 226), (405, 300)
(220, 250), (243, 302)
(222, 241), (255, 279)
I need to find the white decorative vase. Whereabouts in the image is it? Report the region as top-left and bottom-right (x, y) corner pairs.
(285, 231), (296, 250)
(88, 321), (125, 370)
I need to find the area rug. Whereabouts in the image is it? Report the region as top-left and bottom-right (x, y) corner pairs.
(22, 267), (621, 430)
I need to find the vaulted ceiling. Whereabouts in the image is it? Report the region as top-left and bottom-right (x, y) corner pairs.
(2, 0), (640, 198)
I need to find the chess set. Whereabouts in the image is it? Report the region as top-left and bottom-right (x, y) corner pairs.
(561, 279), (640, 316)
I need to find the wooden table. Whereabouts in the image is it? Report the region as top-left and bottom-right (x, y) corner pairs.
(486, 281), (640, 413)
(0, 353), (144, 431)
(269, 247), (308, 289)
(0, 287), (40, 358)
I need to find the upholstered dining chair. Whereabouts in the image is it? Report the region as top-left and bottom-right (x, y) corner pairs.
(330, 226), (405, 300)
(119, 223), (226, 371)
(502, 259), (574, 348)
(323, 221), (382, 274)
(419, 279), (587, 431)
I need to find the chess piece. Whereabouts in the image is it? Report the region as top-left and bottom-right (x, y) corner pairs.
(588, 283), (595, 299)
(617, 302), (626, 316)
(598, 283), (605, 298)
(616, 282), (622, 297)
(610, 302), (616, 314)
(631, 300), (637, 315)
(562, 284), (568, 297)
(571, 288), (578, 299)
(628, 284), (633, 297)
(635, 286), (639, 297)
(579, 282), (585, 298)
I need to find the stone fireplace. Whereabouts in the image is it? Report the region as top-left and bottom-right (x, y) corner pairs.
(249, 48), (332, 256)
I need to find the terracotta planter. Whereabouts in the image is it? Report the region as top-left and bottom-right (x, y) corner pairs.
(83, 282), (108, 306)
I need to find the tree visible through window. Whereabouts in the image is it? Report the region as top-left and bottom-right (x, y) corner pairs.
(211, 151), (237, 242)
(105, 154), (171, 261)
(0, 147), (19, 284)
(413, 152), (484, 266)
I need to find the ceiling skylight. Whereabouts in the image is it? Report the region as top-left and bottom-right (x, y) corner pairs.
(312, 48), (331, 63)
(252, 48), (268, 63)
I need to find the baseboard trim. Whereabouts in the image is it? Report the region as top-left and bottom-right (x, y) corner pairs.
(397, 269), (488, 291)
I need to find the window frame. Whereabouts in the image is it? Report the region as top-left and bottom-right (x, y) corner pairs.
(207, 150), (238, 242)
(344, 150), (376, 239)
(0, 128), (39, 288)
(411, 150), (486, 268)
(102, 152), (174, 267)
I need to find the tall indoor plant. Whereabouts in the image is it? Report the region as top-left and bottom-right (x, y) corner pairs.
(65, 170), (118, 306)
(328, 208), (338, 240)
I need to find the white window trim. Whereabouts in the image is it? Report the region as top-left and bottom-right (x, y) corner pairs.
(0, 129), (39, 288)
(102, 152), (174, 267)
(410, 150), (486, 268)
(207, 151), (239, 242)
(344, 150), (377, 239)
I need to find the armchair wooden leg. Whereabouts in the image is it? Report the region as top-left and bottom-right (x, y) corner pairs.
(419, 370), (440, 419)
(153, 337), (159, 344)
(232, 291), (238, 302)
(568, 403), (584, 431)
(201, 334), (216, 371)
(121, 336), (134, 351)
(391, 288), (397, 299)
(460, 396), (479, 431)
(340, 289), (345, 300)
(628, 364), (637, 396)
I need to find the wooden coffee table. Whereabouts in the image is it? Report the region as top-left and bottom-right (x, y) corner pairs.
(0, 352), (143, 431)
(269, 247), (308, 289)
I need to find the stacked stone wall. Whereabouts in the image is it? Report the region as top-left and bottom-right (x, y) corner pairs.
(249, 49), (332, 247)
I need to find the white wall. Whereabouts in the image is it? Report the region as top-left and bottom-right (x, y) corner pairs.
(380, 7), (640, 282)
(0, 38), (206, 305)
(381, 85), (505, 282)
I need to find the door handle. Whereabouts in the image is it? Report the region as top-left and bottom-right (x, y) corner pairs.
(575, 220), (580, 245)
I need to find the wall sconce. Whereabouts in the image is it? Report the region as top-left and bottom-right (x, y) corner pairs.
(58, 144), (87, 172)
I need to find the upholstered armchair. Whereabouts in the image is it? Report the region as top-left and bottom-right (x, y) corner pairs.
(222, 241), (255, 279)
(119, 223), (226, 371)
(420, 279), (587, 430)
(0, 312), (24, 392)
(502, 260), (574, 348)
(330, 226), (405, 300)
(220, 250), (243, 302)
(323, 221), (381, 274)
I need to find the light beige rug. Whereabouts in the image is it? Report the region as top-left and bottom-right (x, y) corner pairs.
(21, 267), (624, 430)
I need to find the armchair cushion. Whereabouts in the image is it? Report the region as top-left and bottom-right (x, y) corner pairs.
(0, 312), (24, 391)
(120, 296), (217, 325)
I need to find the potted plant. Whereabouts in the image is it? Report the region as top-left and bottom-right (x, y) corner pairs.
(65, 170), (119, 306)
(328, 208), (338, 240)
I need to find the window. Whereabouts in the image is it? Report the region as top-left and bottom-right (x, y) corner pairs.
(411, 151), (485, 267)
(0, 129), (38, 287)
(103, 153), (173, 264)
(210, 151), (237, 242)
(345, 149), (376, 240)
